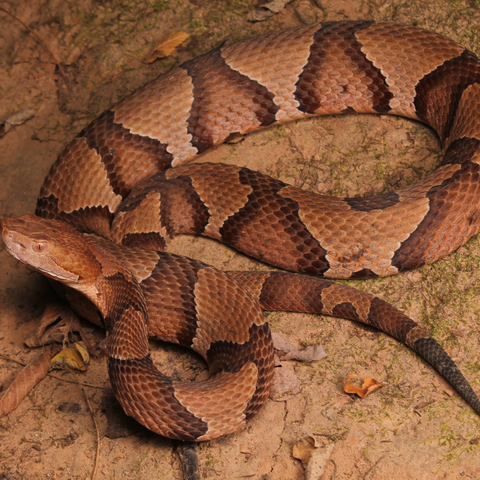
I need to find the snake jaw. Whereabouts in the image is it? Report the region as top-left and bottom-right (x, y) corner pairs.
(1, 220), (80, 283)
(1, 214), (101, 285)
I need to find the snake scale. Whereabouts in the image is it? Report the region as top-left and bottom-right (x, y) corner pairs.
(2, 21), (480, 441)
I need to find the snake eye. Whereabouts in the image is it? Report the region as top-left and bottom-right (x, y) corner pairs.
(32, 242), (48, 253)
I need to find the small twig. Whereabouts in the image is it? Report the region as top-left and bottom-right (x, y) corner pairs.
(0, 6), (70, 88)
(70, 370), (100, 480)
(49, 371), (108, 389)
(413, 399), (436, 416)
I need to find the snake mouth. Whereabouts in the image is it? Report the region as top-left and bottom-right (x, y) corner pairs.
(47, 257), (81, 283)
(1, 222), (80, 283)
(1, 230), (25, 263)
(3, 244), (23, 263)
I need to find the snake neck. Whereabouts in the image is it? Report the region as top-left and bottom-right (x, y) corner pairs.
(76, 237), (151, 361)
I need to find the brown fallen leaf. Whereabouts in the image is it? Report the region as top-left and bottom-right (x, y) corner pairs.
(292, 436), (316, 464)
(272, 332), (327, 362)
(240, 445), (253, 455)
(310, 433), (332, 448)
(343, 372), (384, 398)
(25, 302), (97, 356)
(269, 366), (300, 401)
(305, 443), (335, 480)
(0, 345), (57, 416)
(246, 0), (294, 22)
(0, 109), (35, 137)
(25, 324), (70, 348)
(25, 303), (80, 347)
(145, 31), (190, 63)
(36, 302), (72, 337)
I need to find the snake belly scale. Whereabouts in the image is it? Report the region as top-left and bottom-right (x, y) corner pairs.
(2, 20), (480, 441)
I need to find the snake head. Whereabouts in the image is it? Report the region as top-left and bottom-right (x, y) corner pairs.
(1, 214), (101, 285)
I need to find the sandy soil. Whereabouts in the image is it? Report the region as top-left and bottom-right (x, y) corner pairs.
(1, 0), (480, 479)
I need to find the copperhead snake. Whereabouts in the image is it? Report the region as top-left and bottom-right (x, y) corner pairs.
(2, 20), (480, 441)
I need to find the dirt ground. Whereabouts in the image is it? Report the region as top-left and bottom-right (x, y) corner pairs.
(1, 0), (480, 479)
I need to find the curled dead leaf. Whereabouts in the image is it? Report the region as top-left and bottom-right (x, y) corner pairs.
(74, 341), (90, 364)
(269, 366), (300, 401)
(50, 342), (89, 371)
(0, 109), (35, 137)
(343, 372), (384, 398)
(247, 0), (293, 22)
(26, 303), (97, 356)
(272, 332), (327, 362)
(240, 445), (253, 455)
(25, 302), (81, 347)
(0, 346), (56, 416)
(145, 32), (190, 63)
(305, 443), (335, 480)
(310, 433), (332, 448)
(292, 436), (316, 464)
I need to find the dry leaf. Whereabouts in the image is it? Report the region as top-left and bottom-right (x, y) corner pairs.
(25, 324), (70, 347)
(269, 367), (300, 401)
(0, 346), (56, 416)
(343, 372), (384, 398)
(25, 302), (97, 356)
(247, 0), (293, 22)
(0, 109), (35, 137)
(25, 302), (80, 347)
(305, 443), (335, 480)
(292, 436), (315, 463)
(145, 32), (190, 63)
(50, 343), (88, 371)
(310, 434), (331, 448)
(74, 341), (90, 364)
(272, 332), (327, 362)
(36, 302), (75, 337)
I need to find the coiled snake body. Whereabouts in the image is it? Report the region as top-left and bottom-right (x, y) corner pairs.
(2, 21), (480, 441)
